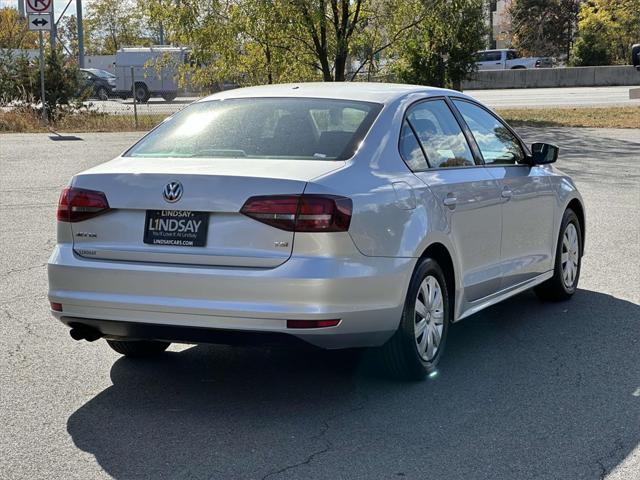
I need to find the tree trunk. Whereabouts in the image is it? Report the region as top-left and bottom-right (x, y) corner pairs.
(334, 50), (347, 81)
(320, 55), (333, 81)
(265, 44), (273, 84)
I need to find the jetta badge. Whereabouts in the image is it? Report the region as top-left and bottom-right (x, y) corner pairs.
(163, 181), (183, 203)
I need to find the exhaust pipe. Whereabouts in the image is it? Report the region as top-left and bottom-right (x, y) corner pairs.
(69, 326), (102, 342)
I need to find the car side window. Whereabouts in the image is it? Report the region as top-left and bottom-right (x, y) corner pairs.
(453, 100), (525, 165)
(399, 120), (428, 171)
(405, 100), (476, 169)
(485, 51), (501, 62)
(506, 50), (517, 60)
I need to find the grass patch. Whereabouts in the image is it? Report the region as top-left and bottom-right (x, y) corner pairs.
(496, 106), (640, 129)
(0, 107), (166, 133)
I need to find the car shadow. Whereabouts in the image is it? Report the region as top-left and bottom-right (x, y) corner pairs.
(67, 289), (639, 479)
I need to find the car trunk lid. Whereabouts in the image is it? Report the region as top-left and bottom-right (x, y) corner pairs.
(69, 156), (344, 267)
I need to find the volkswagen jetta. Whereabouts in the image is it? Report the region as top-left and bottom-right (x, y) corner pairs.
(48, 83), (585, 380)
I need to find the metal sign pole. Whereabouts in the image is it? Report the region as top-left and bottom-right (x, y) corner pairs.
(39, 30), (47, 124)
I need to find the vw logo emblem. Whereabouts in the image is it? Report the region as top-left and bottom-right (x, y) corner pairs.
(163, 181), (183, 203)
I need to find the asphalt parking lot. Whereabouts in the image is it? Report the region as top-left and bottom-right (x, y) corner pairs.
(1, 126), (638, 479)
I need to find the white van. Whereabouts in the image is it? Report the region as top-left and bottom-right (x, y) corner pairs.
(114, 46), (189, 102)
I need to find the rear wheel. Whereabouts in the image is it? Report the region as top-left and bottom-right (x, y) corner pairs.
(378, 258), (450, 380)
(162, 92), (177, 102)
(106, 339), (170, 358)
(134, 82), (150, 103)
(535, 208), (582, 301)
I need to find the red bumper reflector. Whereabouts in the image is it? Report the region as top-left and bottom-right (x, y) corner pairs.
(50, 302), (63, 312)
(286, 319), (340, 329)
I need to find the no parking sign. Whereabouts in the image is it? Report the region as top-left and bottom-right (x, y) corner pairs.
(26, 0), (53, 14)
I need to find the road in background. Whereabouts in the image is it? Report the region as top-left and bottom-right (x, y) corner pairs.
(1, 127), (639, 479)
(467, 85), (640, 108)
(89, 85), (640, 116)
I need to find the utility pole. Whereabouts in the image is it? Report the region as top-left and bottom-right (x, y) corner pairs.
(488, 0), (497, 49)
(77, 0), (85, 68)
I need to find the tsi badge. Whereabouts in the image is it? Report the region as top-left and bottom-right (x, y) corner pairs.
(163, 181), (183, 203)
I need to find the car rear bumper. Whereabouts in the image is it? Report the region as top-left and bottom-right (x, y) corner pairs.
(48, 244), (414, 349)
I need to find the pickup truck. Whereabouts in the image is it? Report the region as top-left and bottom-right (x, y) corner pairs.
(476, 49), (553, 70)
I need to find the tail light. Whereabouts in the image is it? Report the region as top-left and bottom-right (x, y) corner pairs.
(240, 194), (352, 232)
(57, 187), (110, 222)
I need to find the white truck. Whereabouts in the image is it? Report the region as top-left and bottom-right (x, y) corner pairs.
(114, 46), (190, 102)
(475, 49), (553, 71)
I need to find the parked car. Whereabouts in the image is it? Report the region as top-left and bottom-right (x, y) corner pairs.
(476, 49), (554, 70)
(48, 83), (585, 380)
(80, 68), (116, 100)
(114, 46), (189, 103)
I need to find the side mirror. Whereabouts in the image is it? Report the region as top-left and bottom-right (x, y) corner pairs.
(529, 142), (559, 165)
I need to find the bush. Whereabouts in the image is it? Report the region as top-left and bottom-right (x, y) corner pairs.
(0, 47), (85, 120)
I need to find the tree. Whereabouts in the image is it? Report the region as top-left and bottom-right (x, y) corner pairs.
(393, 0), (487, 89)
(571, 0), (640, 66)
(0, 49), (34, 104)
(509, 0), (581, 60)
(84, 0), (152, 54)
(37, 48), (84, 119)
(56, 15), (79, 58)
(153, 0), (457, 87)
(0, 7), (38, 49)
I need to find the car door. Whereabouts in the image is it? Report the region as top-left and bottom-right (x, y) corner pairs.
(400, 98), (503, 302)
(478, 51), (503, 70)
(451, 99), (556, 290)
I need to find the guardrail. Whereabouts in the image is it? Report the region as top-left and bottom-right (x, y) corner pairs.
(462, 65), (640, 90)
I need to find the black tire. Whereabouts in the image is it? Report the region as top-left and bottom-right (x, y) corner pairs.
(96, 86), (109, 101)
(535, 208), (582, 301)
(134, 82), (151, 103)
(162, 92), (177, 102)
(106, 339), (170, 358)
(378, 258), (451, 381)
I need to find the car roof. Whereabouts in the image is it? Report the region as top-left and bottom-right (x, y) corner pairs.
(198, 82), (466, 105)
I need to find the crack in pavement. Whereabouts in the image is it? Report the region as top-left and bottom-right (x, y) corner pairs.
(260, 393), (370, 480)
(2, 262), (47, 276)
(595, 438), (625, 480)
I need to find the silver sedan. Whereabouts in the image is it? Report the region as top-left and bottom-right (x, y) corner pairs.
(48, 83), (585, 380)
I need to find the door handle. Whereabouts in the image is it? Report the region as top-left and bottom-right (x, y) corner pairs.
(501, 188), (513, 200)
(443, 195), (457, 208)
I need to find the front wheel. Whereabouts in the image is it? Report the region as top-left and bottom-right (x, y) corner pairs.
(535, 208), (582, 301)
(378, 258), (450, 380)
(107, 339), (170, 358)
(96, 86), (109, 101)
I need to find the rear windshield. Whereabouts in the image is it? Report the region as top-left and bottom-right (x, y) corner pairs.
(126, 97), (382, 160)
